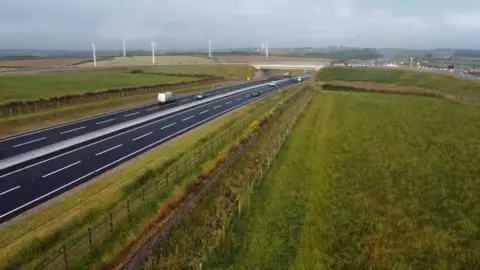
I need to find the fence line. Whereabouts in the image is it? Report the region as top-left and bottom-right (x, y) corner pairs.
(0, 77), (224, 118)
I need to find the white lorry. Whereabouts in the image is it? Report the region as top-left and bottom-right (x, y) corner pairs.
(157, 92), (176, 105)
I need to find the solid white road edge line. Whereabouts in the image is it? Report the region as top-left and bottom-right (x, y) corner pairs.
(124, 111), (140, 117)
(60, 126), (86, 135)
(0, 83), (291, 219)
(95, 144), (123, 156)
(0, 186), (20, 196)
(96, 118), (116, 125)
(132, 132), (153, 141)
(42, 161), (81, 178)
(161, 123), (176, 130)
(12, 137), (47, 148)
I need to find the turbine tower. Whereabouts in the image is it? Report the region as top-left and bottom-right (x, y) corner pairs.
(122, 39), (126, 58)
(151, 42), (156, 65)
(208, 39), (212, 58)
(265, 41), (269, 58)
(91, 43), (97, 67)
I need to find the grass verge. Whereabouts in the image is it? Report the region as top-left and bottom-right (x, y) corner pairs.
(142, 86), (314, 269)
(0, 84), (301, 269)
(208, 90), (480, 268)
(316, 67), (480, 97)
(0, 81), (236, 137)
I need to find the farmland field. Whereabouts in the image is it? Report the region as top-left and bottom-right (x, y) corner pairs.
(216, 55), (331, 63)
(77, 56), (217, 67)
(0, 70), (196, 103)
(211, 92), (480, 268)
(316, 67), (480, 97)
(0, 57), (99, 67)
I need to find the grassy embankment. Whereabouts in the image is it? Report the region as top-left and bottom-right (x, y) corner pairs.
(142, 86), (314, 269)
(202, 91), (480, 269)
(316, 67), (480, 97)
(0, 65), (254, 136)
(0, 84), (300, 270)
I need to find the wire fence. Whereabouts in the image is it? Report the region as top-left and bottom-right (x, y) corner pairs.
(0, 77), (224, 118)
(37, 109), (261, 270)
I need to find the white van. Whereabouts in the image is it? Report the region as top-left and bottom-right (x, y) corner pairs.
(269, 81), (277, 87)
(157, 92), (176, 104)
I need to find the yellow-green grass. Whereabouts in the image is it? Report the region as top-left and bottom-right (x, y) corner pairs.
(0, 85), (289, 269)
(0, 70), (196, 103)
(77, 56), (217, 67)
(316, 67), (480, 97)
(219, 91), (480, 269)
(0, 81), (234, 137)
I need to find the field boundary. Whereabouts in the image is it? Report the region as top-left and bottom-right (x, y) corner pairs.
(0, 77), (223, 118)
(319, 82), (480, 105)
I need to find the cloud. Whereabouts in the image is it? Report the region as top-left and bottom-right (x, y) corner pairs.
(0, 0), (479, 50)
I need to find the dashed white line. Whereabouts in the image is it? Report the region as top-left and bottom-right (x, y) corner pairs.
(225, 101), (232, 105)
(132, 132), (153, 141)
(199, 110), (209, 115)
(60, 126), (86, 135)
(236, 98), (242, 101)
(213, 105), (222, 109)
(96, 118), (116, 125)
(145, 107), (158, 111)
(42, 161), (81, 178)
(95, 144), (123, 156)
(0, 186), (20, 196)
(182, 115), (195, 121)
(12, 137), (47, 148)
(180, 99), (190, 102)
(161, 122), (176, 130)
(124, 111), (140, 117)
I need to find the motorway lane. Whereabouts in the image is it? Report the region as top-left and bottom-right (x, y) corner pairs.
(0, 78), (277, 160)
(0, 77), (307, 223)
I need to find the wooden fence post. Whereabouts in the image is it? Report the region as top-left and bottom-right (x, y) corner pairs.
(62, 245), (68, 270)
(88, 228), (93, 250)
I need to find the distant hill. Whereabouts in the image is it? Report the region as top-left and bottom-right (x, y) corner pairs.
(452, 49), (480, 58)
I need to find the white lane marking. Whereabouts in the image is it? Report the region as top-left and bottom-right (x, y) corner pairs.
(199, 110), (209, 115)
(225, 101), (232, 105)
(132, 132), (153, 141)
(145, 107), (158, 111)
(12, 137), (47, 148)
(236, 98), (242, 101)
(95, 144), (123, 156)
(180, 99), (190, 103)
(60, 126), (86, 135)
(244, 95), (249, 97)
(0, 88), (287, 219)
(213, 105), (222, 109)
(0, 84), (280, 179)
(96, 118), (116, 125)
(42, 161), (81, 178)
(182, 115), (195, 121)
(0, 186), (20, 196)
(124, 111), (140, 117)
(161, 123), (176, 130)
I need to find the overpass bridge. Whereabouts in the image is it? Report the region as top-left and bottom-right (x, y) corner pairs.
(251, 62), (326, 71)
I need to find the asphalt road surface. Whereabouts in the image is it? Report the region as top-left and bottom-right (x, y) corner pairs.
(0, 78), (278, 160)
(0, 76), (308, 223)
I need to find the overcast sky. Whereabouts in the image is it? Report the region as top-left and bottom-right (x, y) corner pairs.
(0, 0), (479, 51)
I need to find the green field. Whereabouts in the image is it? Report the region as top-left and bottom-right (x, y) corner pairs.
(211, 92), (480, 268)
(0, 70), (196, 103)
(316, 67), (480, 97)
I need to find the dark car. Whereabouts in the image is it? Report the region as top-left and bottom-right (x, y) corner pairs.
(251, 91), (260, 97)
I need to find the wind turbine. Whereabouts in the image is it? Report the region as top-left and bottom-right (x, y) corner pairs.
(91, 43), (97, 67)
(122, 39), (126, 58)
(208, 39), (212, 58)
(265, 41), (269, 58)
(151, 42), (156, 65)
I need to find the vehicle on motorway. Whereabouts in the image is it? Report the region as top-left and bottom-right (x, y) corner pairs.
(157, 91), (176, 104)
(269, 81), (277, 87)
(195, 92), (204, 100)
(251, 91), (260, 97)
(283, 72), (292, 78)
(297, 77), (303, 82)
